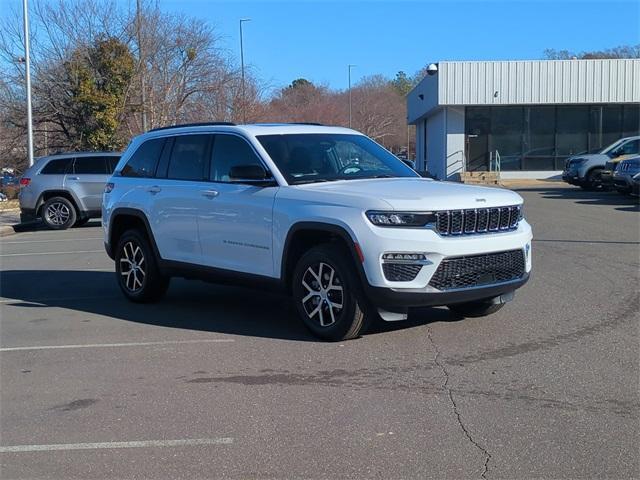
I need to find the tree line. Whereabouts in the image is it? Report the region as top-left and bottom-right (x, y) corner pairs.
(0, 0), (637, 172)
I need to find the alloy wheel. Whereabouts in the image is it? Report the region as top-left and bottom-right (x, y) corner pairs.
(301, 262), (344, 327)
(45, 202), (70, 226)
(119, 241), (146, 292)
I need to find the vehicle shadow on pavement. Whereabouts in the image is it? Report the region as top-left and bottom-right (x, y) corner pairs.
(12, 219), (102, 233)
(0, 270), (447, 342)
(517, 186), (640, 210)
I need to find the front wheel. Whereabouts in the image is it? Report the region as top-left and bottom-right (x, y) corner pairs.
(115, 229), (169, 303)
(292, 244), (371, 341)
(581, 168), (603, 191)
(448, 300), (505, 318)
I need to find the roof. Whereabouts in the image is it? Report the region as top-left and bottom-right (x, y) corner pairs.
(141, 123), (360, 139)
(408, 59), (640, 124)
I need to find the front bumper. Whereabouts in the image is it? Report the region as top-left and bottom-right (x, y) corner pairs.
(366, 274), (530, 311)
(613, 172), (634, 192)
(562, 170), (583, 185)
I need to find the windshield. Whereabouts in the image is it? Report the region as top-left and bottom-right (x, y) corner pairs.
(257, 133), (418, 184)
(600, 138), (627, 155)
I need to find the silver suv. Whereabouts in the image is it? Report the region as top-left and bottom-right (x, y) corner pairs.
(19, 152), (120, 229)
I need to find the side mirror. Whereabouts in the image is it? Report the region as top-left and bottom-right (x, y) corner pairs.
(401, 159), (416, 169)
(229, 164), (275, 185)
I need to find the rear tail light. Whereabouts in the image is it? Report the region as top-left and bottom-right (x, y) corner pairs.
(19, 177), (30, 187)
(104, 182), (115, 193)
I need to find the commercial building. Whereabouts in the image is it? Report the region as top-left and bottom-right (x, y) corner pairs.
(407, 59), (640, 179)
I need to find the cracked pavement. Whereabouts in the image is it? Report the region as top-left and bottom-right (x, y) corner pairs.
(1, 185), (638, 478)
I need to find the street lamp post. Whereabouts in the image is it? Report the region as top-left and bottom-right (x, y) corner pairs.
(239, 18), (251, 124)
(22, 0), (34, 167)
(348, 64), (356, 128)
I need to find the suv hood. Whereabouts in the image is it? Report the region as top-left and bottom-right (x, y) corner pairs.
(297, 177), (522, 210)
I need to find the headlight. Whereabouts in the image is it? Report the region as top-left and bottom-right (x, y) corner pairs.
(518, 205), (525, 221)
(366, 211), (435, 227)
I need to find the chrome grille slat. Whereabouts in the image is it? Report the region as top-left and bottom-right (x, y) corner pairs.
(434, 205), (520, 236)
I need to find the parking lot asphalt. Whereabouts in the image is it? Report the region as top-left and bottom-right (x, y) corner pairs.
(0, 184), (638, 479)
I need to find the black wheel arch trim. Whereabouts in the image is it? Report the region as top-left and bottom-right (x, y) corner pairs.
(107, 208), (162, 261)
(37, 190), (82, 215)
(281, 221), (368, 287)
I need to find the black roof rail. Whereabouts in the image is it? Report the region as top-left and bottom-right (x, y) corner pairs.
(148, 122), (236, 132)
(289, 122), (324, 126)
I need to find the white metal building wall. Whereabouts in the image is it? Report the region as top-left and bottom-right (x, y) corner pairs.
(438, 59), (640, 106)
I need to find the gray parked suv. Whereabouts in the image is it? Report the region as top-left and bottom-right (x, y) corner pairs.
(19, 152), (120, 229)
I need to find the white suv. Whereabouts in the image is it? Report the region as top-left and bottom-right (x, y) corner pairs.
(103, 123), (532, 341)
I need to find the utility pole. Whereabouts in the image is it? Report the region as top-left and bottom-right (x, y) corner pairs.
(348, 64), (356, 128)
(136, 0), (147, 131)
(239, 18), (251, 124)
(22, 0), (34, 167)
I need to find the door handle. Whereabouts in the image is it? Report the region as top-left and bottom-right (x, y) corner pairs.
(201, 189), (219, 198)
(147, 186), (161, 194)
(68, 176), (80, 180)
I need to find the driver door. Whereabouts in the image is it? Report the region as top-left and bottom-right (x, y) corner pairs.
(197, 134), (278, 277)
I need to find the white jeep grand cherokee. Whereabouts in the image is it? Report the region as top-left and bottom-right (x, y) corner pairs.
(103, 123), (532, 341)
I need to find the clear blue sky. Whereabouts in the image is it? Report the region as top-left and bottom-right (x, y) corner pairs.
(159, 0), (639, 91)
(5, 0), (640, 92)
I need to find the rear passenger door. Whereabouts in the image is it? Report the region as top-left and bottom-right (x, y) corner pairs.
(149, 134), (213, 265)
(70, 156), (111, 211)
(198, 134), (277, 277)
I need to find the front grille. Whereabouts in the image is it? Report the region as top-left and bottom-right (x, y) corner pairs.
(382, 263), (423, 282)
(428, 249), (525, 291)
(435, 206), (520, 236)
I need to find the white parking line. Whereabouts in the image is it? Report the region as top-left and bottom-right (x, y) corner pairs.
(0, 250), (103, 257)
(0, 437), (233, 453)
(0, 294), (118, 304)
(1, 238), (103, 244)
(0, 339), (235, 352)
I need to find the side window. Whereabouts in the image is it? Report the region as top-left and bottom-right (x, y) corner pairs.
(622, 139), (639, 155)
(40, 158), (73, 175)
(210, 135), (263, 182)
(121, 139), (165, 178)
(74, 157), (108, 174)
(167, 134), (211, 181)
(106, 157), (120, 174)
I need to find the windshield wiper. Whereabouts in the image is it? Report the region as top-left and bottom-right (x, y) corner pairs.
(291, 178), (333, 185)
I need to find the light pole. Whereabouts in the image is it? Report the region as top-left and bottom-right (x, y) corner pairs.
(239, 18), (251, 124)
(136, 0), (147, 131)
(348, 64), (356, 128)
(22, 0), (34, 167)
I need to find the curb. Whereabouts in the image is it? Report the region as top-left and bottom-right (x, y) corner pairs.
(0, 225), (17, 237)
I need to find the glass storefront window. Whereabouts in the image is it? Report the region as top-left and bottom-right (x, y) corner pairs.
(556, 106), (589, 158)
(523, 106), (556, 170)
(465, 104), (639, 171)
(490, 107), (523, 171)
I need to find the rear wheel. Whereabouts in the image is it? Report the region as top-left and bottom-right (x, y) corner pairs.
(292, 244), (371, 341)
(580, 168), (604, 191)
(41, 196), (77, 230)
(448, 300), (505, 318)
(115, 229), (169, 303)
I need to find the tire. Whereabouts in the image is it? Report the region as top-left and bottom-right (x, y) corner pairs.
(292, 243), (371, 341)
(41, 196), (77, 230)
(448, 300), (505, 318)
(74, 217), (90, 227)
(581, 168), (603, 191)
(115, 229), (169, 303)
